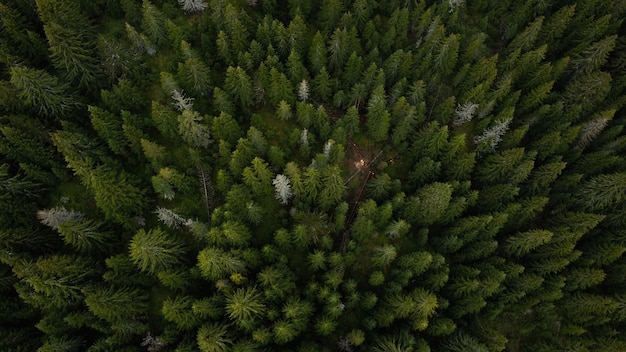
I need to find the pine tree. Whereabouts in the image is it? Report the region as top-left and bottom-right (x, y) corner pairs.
(178, 41), (211, 96)
(0, 3), (47, 66)
(273, 320), (298, 344)
(162, 295), (202, 330)
(562, 293), (619, 325)
(308, 31), (327, 74)
(125, 22), (156, 55)
(84, 286), (148, 323)
(503, 230), (553, 257)
(276, 100), (292, 121)
(56, 218), (112, 253)
(366, 85), (391, 142)
(525, 162), (567, 195)
(371, 244), (397, 267)
(242, 157), (274, 196)
(197, 323), (231, 352)
(577, 173), (626, 211)
(197, 247), (246, 281)
(319, 165), (345, 209)
(562, 71), (612, 113)
(207, 221), (251, 247)
(129, 228), (185, 275)
(225, 287), (265, 326)
(440, 331), (489, 352)
(287, 49), (307, 84)
(403, 182), (453, 226)
(89, 105), (129, 156)
(35, 0), (101, 90)
(141, 0), (167, 45)
(89, 167), (144, 224)
(565, 268), (606, 291)
(178, 109), (211, 148)
(372, 334), (414, 352)
(570, 35), (618, 75)
(9, 66), (78, 117)
(539, 5), (576, 44)
(507, 16), (544, 53)
(212, 112), (242, 145)
(269, 68), (295, 105)
(178, 0), (207, 13)
(223, 4), (249, 56)
(319, 0), (343, 32)
(141, 138), (167, 170)
(224, 66), (253, 108)
(328, 27), (354, 72)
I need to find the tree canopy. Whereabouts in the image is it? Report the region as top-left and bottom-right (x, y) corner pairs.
(1, 0), (626, 351)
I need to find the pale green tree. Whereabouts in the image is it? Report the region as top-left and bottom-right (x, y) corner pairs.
(129, 228), (185, 275)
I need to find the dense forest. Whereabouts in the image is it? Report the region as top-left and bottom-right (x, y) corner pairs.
(1, 0), (626, 350)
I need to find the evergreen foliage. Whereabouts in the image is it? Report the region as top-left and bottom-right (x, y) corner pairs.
(1, 1), (626, 351)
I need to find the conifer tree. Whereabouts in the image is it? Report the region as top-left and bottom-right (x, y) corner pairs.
(179, 0), (207, 13)
(225, 287), (265, 326)
(178, 41), (211, 96)
(577, 173), (626, 211)
(0, 3), (47, 66)
(269, 68), (295, 105)
(178, 110), (211, 148)
(35, 0), (101, 90)
(88, 167), (145, 224)
(224, 66), (253, 108)
(308, 31), (327, 74)
(273, 174), (293, 205)
(129, 228), (185, 275)
(366, 85), (391, 142)
(56, 218), (112, 253)
(141, 0), (167, 45)
(9, 66), (78, 117)
(84, 286), (148, 323)
(197, 323), (231, 352)
(197, 248), (246, 281)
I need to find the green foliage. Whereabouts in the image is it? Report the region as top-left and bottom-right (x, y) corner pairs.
(141, 0), (167, 45)
(84, 286), (148, 323)
(577, 173), (626, 211)
(504, 230), (553, 257)
(163, 295), (202, 330)
(197, 323), (231, 352)
(89, 167), (144, 224)
(9, 66), (78, 117)
(225, 286), (265, 324)
(3, 1), (626, 351)
(197, 248), (246, 281)
(178, 110), (211, 148)
(56, 218), (111, 253)
(36, 0), (101, 90)
(403, 182), (453, 226)
(224, 66), (253, 108)
(366, 85), (391, 142)
(129, 228), (185, 275)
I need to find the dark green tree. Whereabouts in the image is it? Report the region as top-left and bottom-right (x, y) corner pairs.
(36, 0), (101, 89)
(10, 66), (78, 117)
(141, 0), (167, 45)
(224, 66), (254, 108)
(366, 85), (391, 142)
